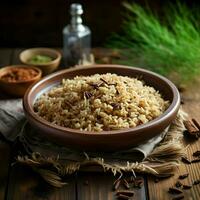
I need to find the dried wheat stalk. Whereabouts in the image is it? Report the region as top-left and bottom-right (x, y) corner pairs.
(16, 109), (187, 187)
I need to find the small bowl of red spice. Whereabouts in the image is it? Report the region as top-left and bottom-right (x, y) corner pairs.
(0, 65), (42, 97)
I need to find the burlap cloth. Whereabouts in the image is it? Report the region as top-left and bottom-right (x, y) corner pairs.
(0, 99), (187, 187)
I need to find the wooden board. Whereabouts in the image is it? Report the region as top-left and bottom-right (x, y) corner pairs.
(0, 142), (11, 200)
(1, 48), (200, 199)
(6, 165), (76, 200)
(76, 172), (147, 200)
(0, 48), (13, 67)
(11, 48), (24, 65)
(147, 88), (200, 200)
(0, 49), (13, 199)
(5, 47), (77, 199)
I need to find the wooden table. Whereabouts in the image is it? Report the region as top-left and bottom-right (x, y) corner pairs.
(0, 48), (200, 200)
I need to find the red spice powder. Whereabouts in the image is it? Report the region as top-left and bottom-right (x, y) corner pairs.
(1, 67), (38, 82)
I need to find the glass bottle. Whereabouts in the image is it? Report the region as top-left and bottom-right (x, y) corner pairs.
(63, 3), (91, 66)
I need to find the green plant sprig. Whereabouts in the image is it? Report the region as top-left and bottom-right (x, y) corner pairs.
(108, 2), (200, 83)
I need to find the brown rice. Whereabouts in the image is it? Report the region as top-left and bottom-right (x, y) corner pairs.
(34, 73), (169, 132)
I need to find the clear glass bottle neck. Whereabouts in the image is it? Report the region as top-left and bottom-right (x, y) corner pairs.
(71, 15), (82, 25)
(70, 15), (85, 32)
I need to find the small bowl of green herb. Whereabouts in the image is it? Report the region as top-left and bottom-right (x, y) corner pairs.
(20, 48), (61, 75)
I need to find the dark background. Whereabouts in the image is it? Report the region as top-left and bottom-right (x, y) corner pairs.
(0, 0), (199, 47)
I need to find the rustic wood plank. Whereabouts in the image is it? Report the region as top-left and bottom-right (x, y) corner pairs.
(10, 48), (24, 65)
(0, 142), (11, 200)
(76, 172), (147, 200)
(147, 87), (200, 200)
(0, 48), (13, 67)
(6, 165), (76, 200)
(0, 49), (12, 199)
(2, 48), (200, 200)
(4, 48), (76, 200)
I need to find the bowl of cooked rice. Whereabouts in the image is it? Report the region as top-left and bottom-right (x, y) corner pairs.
(23, 65), (180, 151)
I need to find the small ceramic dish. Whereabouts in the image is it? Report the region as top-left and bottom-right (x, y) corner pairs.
(0, 65), (42, 97)
(19, 48), (61, 75)
(23, 65), (180, 151)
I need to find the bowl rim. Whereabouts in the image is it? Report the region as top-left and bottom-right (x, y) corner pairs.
(23, 64), (180, 136)
(0, 65), (42, 84)
(19, 47), (61, 66)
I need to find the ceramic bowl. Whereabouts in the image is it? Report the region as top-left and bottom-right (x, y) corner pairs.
(0, 65), (42, 97)
(23, 65), (180, 151)
(19, 48), (61, 75)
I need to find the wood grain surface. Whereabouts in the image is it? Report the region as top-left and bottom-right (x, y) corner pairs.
(0, 49), (13, 67)
(0, 48), (200, 200)
(76, 172), (147, 200)
(6, 165), (76, 200)
(0, 48), (12, 199)
(147, 87), (200, 200)
(0, 142), (11, 200)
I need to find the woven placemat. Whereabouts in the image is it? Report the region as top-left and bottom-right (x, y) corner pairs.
(16, 108), (187, 187)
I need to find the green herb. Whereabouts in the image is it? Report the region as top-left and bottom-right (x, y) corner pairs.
(28, 55), (53, 64)
(108, 2), (200, 84)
